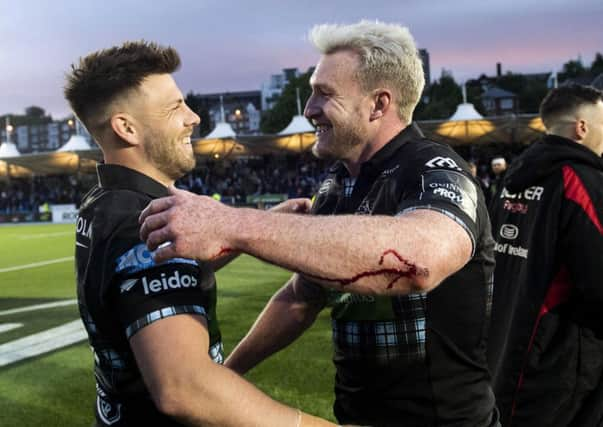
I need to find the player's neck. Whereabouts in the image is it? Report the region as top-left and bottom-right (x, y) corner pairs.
(103, 151), (175, 188)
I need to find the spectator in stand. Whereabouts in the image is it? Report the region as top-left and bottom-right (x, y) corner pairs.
(487, 156), (507, 209)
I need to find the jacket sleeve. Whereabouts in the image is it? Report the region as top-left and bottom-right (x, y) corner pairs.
(559, 165), (603, 307)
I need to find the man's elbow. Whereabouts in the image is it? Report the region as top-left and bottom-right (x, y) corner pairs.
(408, 274), (441, 294)
(150, 381), (212, 424)
(151, 385), (190, 420)
(411, 253), (469, 293)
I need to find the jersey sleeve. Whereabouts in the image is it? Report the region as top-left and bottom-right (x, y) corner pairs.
(113, 243), (211, 339)
(397, 152), (480, 255)
(101, 207), (213, 340)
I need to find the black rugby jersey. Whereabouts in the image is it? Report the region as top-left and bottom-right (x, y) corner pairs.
(310, 124), (497, 427)
(75, 164), (222, 427)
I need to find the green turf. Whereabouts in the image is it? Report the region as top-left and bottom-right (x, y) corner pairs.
(0, 223), (336, 426)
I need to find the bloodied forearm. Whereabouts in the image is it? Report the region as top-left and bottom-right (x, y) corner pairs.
(229, 207), (471, 295)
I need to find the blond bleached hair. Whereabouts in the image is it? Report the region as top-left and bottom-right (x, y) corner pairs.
(309, 20), (425, 123)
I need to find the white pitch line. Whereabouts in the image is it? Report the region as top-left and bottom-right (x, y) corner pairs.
(0, 323), (23, 334)
(0, 299), (77, 316)
(16, 231), (74, 240)
(0, 319), (87, 367)
(0, 256), (73, 273)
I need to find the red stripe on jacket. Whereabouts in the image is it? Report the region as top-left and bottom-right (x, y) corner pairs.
(562, 165), (603, 235)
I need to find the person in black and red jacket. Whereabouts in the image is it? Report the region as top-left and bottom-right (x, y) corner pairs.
(488, 84), (603, 426)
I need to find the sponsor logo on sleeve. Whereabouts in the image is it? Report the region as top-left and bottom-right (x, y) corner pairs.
(115, 243), (198, 274)
(141, 270), (198, 295)
(425, 156), (462, 171)
(432, 186), (463, 203)
(418, 170), (478, 221)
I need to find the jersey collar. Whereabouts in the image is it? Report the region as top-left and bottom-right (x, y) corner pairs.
(329, 122), (425, 178)
(363, 122), (424, 172)
(96, 164), (169, 198)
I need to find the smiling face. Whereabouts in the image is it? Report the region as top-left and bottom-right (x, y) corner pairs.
(304, 50), (374, 162)
(135, 74), (200, 181)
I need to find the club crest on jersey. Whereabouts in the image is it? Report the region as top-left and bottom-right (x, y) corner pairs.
(96, 394), (121, 425)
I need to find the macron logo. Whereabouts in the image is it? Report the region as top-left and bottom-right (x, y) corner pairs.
(425, 156), (462, 171)
(119, 279), (138, 294)
(142, 271), (198, 295)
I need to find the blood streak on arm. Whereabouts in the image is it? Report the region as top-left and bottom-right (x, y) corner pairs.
(305, 249), (429, 289)
(210, 247), (234, 260)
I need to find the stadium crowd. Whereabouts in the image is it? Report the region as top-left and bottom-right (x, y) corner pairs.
(0, 150), (515, 216)
(0, 152), (330, 215)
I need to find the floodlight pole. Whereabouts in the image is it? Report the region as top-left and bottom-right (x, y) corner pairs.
(220, 95), (226, 123)
(296, 87), (302, 116)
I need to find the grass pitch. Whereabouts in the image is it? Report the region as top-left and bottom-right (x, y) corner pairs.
(0, 223), (335, 426)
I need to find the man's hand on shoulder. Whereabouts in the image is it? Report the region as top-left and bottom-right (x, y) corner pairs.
(139, 187), (237, 263)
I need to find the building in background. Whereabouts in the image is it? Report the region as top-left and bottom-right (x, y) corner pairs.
(1, 115), (92, 154)
(187, 91), (262, 135)
(481, 87), (518, 116)
(419, 48), (431, 87)
(261, 68), (300, 111)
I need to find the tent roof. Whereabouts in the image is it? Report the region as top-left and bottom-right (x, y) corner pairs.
(448, 103), (484, 121)
(205, 122), (236, 139)
(2, 151), (101, 175)
(0, 160), (31, 179)
(592, 73), (603, 90)
(193, 138), (250, 158)
(278, 115), (314, 135)
(482, 87), (516, 99)
(57, 135), (90, 152)
(0, 142), (21, 158)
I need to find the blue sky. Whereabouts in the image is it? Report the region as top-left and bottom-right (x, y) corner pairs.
(1, 0), (601, 118)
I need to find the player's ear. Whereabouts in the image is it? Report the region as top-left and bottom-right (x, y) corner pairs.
(110, 113), (142, 146)
(370, 89), (392, 121)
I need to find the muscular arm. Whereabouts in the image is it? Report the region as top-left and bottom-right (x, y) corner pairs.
(130, 313), (335, 427)
(141, 191), (472, 295)
(208, 198), (313, 272)
(226, 273), (326, 375)
(231, 208), (470, 295)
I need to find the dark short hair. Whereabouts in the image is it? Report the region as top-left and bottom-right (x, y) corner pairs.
(64, 40), (180, 132)
(539, 84), (603, 129)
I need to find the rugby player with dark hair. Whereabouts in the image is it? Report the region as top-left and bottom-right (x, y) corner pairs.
(66, 40), (337, 427)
